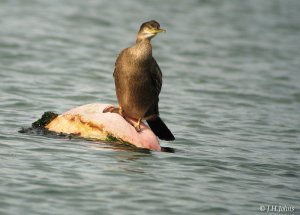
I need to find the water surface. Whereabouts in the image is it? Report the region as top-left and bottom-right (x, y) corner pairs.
(1, 0), (299, 214)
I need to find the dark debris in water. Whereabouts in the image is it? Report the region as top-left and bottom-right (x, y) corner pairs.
(32, 111), (58, 128)
(18, 111), (70, 138)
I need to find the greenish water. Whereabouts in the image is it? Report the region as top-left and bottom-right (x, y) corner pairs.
(1, 0), (300, 214)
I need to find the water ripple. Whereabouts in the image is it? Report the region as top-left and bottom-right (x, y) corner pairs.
(1, 0), (300, 214)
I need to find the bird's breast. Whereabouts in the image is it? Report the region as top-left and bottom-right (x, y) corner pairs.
(114, 56), (155, 118)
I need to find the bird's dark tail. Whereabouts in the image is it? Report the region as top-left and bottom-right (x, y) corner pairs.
(147, 117), (175, 141)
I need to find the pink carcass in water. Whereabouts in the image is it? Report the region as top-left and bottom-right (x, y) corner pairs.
(45, 103), (161, 151)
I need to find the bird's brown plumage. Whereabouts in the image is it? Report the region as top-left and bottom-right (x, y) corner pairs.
(109, 20), (175, 141)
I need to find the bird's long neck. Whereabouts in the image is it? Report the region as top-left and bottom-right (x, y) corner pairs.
(132, 38), (152, 60)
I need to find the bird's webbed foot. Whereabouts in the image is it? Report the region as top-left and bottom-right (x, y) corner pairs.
(126, 117), (142, 132)
(103, 106), (124, 117)
(125, 115), (158, 132)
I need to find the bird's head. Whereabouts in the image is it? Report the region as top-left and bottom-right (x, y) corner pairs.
(137, 20), (166, 42)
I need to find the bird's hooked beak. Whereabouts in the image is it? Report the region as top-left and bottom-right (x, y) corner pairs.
(151, 28), (166, 35)
(139, 27), (166, 41)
